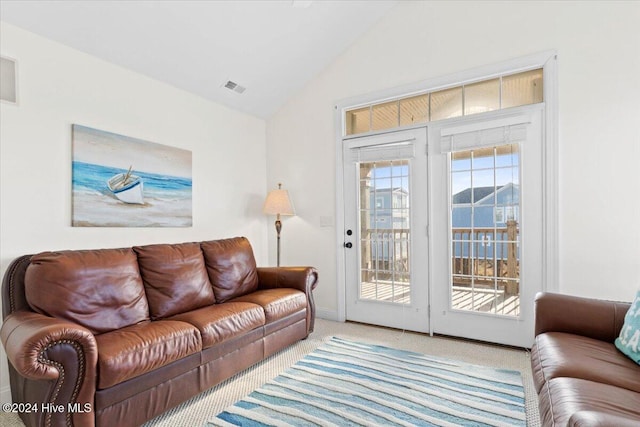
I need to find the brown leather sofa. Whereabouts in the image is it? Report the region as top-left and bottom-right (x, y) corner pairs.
(1, 237), (318, 427)
(531, 292), (640, 426)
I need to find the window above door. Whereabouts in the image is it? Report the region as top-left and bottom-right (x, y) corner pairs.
(344, 68), (543, 136)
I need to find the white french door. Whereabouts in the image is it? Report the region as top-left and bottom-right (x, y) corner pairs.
(340, 107), (544, 347)
(343, 128), (429, 333)
(429, 106), (544, 348)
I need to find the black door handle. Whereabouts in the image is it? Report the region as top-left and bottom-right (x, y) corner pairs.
(344, 242), (353, 249)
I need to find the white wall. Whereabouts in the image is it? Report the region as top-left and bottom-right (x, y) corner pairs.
(267, 1), (640, 319)
(0, 23), (268, 403)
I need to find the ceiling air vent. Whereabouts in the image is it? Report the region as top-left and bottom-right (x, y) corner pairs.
(223, 80), (246, 94)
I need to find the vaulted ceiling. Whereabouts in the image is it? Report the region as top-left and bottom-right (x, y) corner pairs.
(0, 0), (397, 118)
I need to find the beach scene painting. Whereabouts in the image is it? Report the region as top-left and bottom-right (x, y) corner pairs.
(72, 124), (192, 227)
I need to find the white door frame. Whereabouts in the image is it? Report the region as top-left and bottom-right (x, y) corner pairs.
(334, 50), (558, 326)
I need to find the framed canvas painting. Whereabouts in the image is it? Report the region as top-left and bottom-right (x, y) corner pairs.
(72, 124), (192, 227)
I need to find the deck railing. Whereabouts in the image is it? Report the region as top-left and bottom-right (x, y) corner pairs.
(452, 220), (519, 294)
(361, 228), (410, 282)
(361, 221), (519, 295)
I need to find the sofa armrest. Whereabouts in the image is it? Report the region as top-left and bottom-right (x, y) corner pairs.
(1, 310), (98, 427)
(256, 267), (318, 293)
(534, 292), (631, 342)
(257, 267), (319, 332)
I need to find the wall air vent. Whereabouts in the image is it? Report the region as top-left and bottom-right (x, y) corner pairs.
(1, 56), (18, 104)
(223, 80), (246, 94)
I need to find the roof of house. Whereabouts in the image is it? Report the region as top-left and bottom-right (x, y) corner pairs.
(452, 186), (501, 204)
(368, 187), (408, 194)
(452, 183), (519, 205)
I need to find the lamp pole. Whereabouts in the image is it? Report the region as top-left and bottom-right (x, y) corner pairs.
(275, 213), (282, 267)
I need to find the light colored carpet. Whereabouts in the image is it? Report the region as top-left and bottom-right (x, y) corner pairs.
(209, 336), (527, 426)
(0, 319), (540, 426)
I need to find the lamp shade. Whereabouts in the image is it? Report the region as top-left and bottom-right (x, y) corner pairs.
(263, 185), (295, 216)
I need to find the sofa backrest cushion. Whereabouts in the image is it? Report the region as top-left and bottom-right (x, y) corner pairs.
(25, 249), (149, 334)
(201, 237), (259, 303)
(134, 242), (215, 319)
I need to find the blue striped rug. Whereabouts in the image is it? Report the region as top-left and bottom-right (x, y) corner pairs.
(208, 337), (526, 426)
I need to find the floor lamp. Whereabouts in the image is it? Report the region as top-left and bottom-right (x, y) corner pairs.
(263, 183), (295, 267)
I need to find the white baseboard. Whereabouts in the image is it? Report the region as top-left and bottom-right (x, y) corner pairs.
(0, 385), (11, 404)
(316, 307), (340, 322)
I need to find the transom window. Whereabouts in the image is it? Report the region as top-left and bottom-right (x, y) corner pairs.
(344, 68), (542, 136)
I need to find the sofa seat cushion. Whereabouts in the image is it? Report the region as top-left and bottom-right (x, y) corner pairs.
(231, 289), (306, 323)
(532, 332), (640, 394)
(95, 320), (201, 389)
(539, 377), (640, 427)
(170, 302), (265, 349)
(134, 242), (215, 319)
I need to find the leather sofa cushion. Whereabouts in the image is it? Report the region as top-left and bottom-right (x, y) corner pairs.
(134, 242), (215, 319)
(532, 332), (640, 394)
(25, 249), (149, 334)
(201, 237), (259, 303)
(539, 377), (640, 427)
(232, 289), (306, 323)
(95, 320), (201, 389)
(170, 302), (265, 348)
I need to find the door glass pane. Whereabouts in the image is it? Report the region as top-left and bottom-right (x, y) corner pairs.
(450, 144), (520, 317)
(451, 151), (471, 171)
(359, 160), (411, 304)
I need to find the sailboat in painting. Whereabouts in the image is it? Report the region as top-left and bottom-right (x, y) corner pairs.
(107, 166), (144, 204)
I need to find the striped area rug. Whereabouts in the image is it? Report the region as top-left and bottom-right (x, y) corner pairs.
(208, 337), (526, 426)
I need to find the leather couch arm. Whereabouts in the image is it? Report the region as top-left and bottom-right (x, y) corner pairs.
(256, 267), (318, 293)
(534, 292), (631, 342)
(257, 267), (319, 332)
(1, 310), (98, 427)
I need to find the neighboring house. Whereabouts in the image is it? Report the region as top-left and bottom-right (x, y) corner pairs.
(366, 187), (409, 267)
(452, 182), (520, 228)
(451, 182), (520, 261)
(368, 187), (409, 229)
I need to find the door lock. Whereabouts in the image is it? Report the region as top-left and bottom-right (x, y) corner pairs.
(344, 242), (353, 249)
